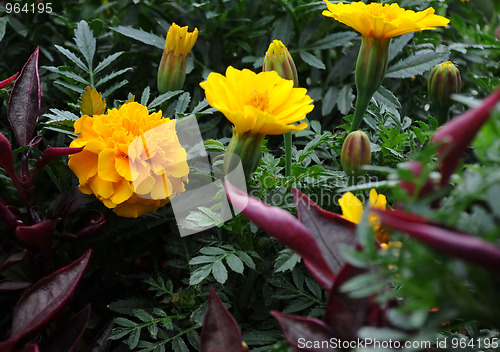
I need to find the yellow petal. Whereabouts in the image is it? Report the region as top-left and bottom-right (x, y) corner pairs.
(98, 149), (122, 182)
(339, 192), (363, 224)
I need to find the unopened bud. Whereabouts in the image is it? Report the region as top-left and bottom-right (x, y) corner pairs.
(157, 23), (198, 93)
(341, 131), (371, 177)
(427, 61), (461, 123)
(224, 128), (265, 180)
(263, 40), (298, 87)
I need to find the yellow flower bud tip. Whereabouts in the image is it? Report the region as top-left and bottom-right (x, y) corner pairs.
(263, 39), (299, 87)
(427, 61), (461, 123)
(164, 22), (199, 57)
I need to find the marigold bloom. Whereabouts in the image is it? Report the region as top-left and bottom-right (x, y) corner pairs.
(158, 23), (198, 93)
(339, 189), (391, 246)
(322, 1), (450, 40)
(200, 66), (313, 136)
(68, 102), (189, 218)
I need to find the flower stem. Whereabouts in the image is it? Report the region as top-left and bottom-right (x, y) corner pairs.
(351, 93), (371, 132)
(284, 132), (292, 177)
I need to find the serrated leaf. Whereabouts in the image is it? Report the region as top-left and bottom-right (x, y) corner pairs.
(336, 85), (353, 115)
(134, 309), (153, 323)
(95, 68), (133, 88)
(303, 31), (357, 51)
(115, 317), (136, 328)
(128, 328), (141, 349)
(102, 79), (128, 97)
(80, 86), (106, 116)
(74, 20), (96, 68)
(147, 323), (158, 340)
(386, 51), (449, 79)
(274, 249), (301, 273)
(94, 51), (124, 74)
(44, 66), (90, 85)
(189, 264), (212, 285)
(54, 45), (87, 71)
(148, 90), (183, 109)
(189, 255), (218, 265)
(226, 253), (244, 274)
(236, 251), (255, 270)
(54, 80), (84, 94)
(388, 33), (414, 63)
(141, 86), (151, 106)
(199, 247), (227, 255)
(176, 92), (191, 114)
(111, 26), (165, 49)
(212, 260), (228, 284)
(299, 51), (325, 70)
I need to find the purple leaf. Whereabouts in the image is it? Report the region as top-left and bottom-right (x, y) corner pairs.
(15, 220), (54, 251)
(9, 249), (92, 342)
(36, 146), (84, 170)
(0, 199), (23, 228)
(225, 180), (335, 288)
(7, 47), (41, 146)
(0, 131), (16, 178)
(0, 280), (32, 292)
(63, 210), (106, 239)
(376, 209), (500, 272)
(19, 344), (40, 352)
(432, 86), (500, 186)
(200, 288), (244, 352)
(0, 72), (19, 89)
(399, 161), (435, 199)
(0, 249), (29, 273)
(323, 264), (373, 340)
(271, 312), (338, 352)
(293, 188), (357, 277)
(43, 304), (91, 352)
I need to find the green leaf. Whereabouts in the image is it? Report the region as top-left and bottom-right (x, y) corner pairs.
(189, 255), (218, 265)
(148, 323), (158, 340)
(274, 249), (301, 273)
(148, 90), (183, 109)
(336, 85), (353, 115)
(115, 317), (137, 327)
(111, 26), (165, 49)
(171, 337), (189, 352)
(43, 108), (79, 123)
(44, 66), (90, 85)
(321, 87), (338, 116)
(0, 16), (8, 43)
(189, 264), (212, 285)
(128, 328), (141, 349)
(54, 80), (84, 94)
(302, 31), (357, 51)
(236, 251), (256, 270)
(176, 92), (191, 114)
(200, 247), (227, 255)
(386, 51), (449, 78)
(226, 253), (244, 274)
(95, 68), (133, 88)
(212, 260), (228, 284)
(388, 33), (414, 62)
(412, 126), (427, 144)
(94, 51), (124, 74)
(282, 298), (315, 314)
(141, 86), (151, 106)
(74, 21), (96, 68)
(102, 79), (128, 97)
(299, 51), (325, 70)
(134, 309), (153, 323)
(54, 45), (87, 71)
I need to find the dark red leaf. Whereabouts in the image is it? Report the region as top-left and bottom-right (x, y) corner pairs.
(433, 86), (500, 186)
(15, 220), (54, 251)
(200, 288), (244, 352)
(323, 264), (373, 340)
(271, 312), (338, 352)
(0, 72), (19, 89)
(9, 249), (92, 341)
(0, 339), (16, 352)
(0, 249), (29, 272)
(399, 161), (435, 199)
(0, 199), (23, 229)
(7, 47), (41, 146)
(376, 209), (500, 272)
(293, 188), (357, 277)
(36, 146), (84, 170)
(43, 304), (91, 352)
(0, 280), (32, 292)
(0, 131), (16, 178)
(225, 180), (335, 288)
(20, 344), (40, 352)
(64, 210), (106, 239)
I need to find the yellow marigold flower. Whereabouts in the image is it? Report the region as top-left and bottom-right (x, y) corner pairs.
(68, 102), (189, 218)
(322, 1), (450, 40)
(339, 188), (391, 245)
(200, 66), (313, 136)
(158, 23), (199, 93)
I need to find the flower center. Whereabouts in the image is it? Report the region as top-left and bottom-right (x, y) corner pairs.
(247, 90), (270, 112)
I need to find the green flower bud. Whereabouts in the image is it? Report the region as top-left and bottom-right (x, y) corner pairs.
(157, 23), (198, 93)
(224, 127), (265, 180)
(263, 39), (299, 87)
(341, 130), (371, 177)
(427, 61), (461, 124)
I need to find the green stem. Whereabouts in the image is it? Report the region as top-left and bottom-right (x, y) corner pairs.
(350, 92), (371, 132)
(284, 132), (292, 177)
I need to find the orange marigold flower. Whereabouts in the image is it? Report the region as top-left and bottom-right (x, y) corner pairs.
(68, 102), (189, 218)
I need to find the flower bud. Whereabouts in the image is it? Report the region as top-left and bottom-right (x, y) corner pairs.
(341, 130), (371, 177)
(427, 61), (461, 124)
(157, 23), (198, 93)
(263, 39), (298, 87)
(224, 128), (265, 180)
